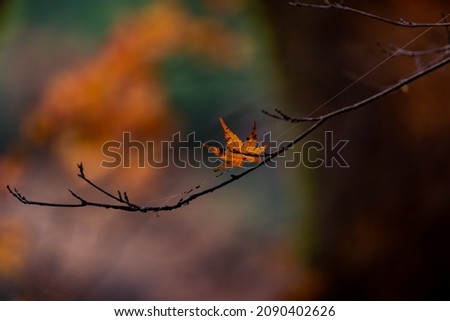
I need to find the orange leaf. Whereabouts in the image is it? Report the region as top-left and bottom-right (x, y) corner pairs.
(205, 117), (266, 171)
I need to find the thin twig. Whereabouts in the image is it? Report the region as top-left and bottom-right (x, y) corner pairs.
(289, 1), (450, 28)
(7, 55), (450, 213)
(442, 13), (450, 43)
(264, 55), (450, 122)
(6, 4), (450, 213)
(380, 43), (450, 57)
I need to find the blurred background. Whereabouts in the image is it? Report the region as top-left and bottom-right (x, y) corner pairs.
(0, 0), (449, 300)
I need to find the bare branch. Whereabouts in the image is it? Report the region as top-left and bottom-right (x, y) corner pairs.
(6, 3), (450, 214)
(7, 55), (449, 213)
(5, 118), (324, 213)
(7, 185), (85, 209)
(262, 108), (317, 122)
(264, 55), (450, 123)
(289, 1), (450, 28)
(68, 189), (87, 204)
(379, 43), (450, 57)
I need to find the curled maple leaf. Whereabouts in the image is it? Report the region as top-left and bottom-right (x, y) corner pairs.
(204, 117), (266, 171)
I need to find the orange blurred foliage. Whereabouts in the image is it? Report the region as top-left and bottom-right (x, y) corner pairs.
(3, 0), (247, 186)
(0, 218), (28, 279)
(0, 2), (257, 299)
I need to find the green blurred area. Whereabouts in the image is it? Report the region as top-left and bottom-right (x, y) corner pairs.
(9, 0), (149, 37)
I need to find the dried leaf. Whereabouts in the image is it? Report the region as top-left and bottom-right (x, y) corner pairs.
(205, 117), (266, 171)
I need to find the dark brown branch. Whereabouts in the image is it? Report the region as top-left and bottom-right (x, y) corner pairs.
(8, 185), (84, 209)
(6, 118), (325, 213)
(8, 55), (450, 213)
(289, 1), (450, 28)
(76, 163), (143, 210)
(7, 184), (146, 212)
(6, 4), (450, 214)
(262, 108), (307, 122)
(264, 55), (450, 123)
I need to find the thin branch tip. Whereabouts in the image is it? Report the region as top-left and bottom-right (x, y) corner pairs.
(290, 1), (450, 28)
(68, 189), (86, 204)
(7, 185), (26, 203)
